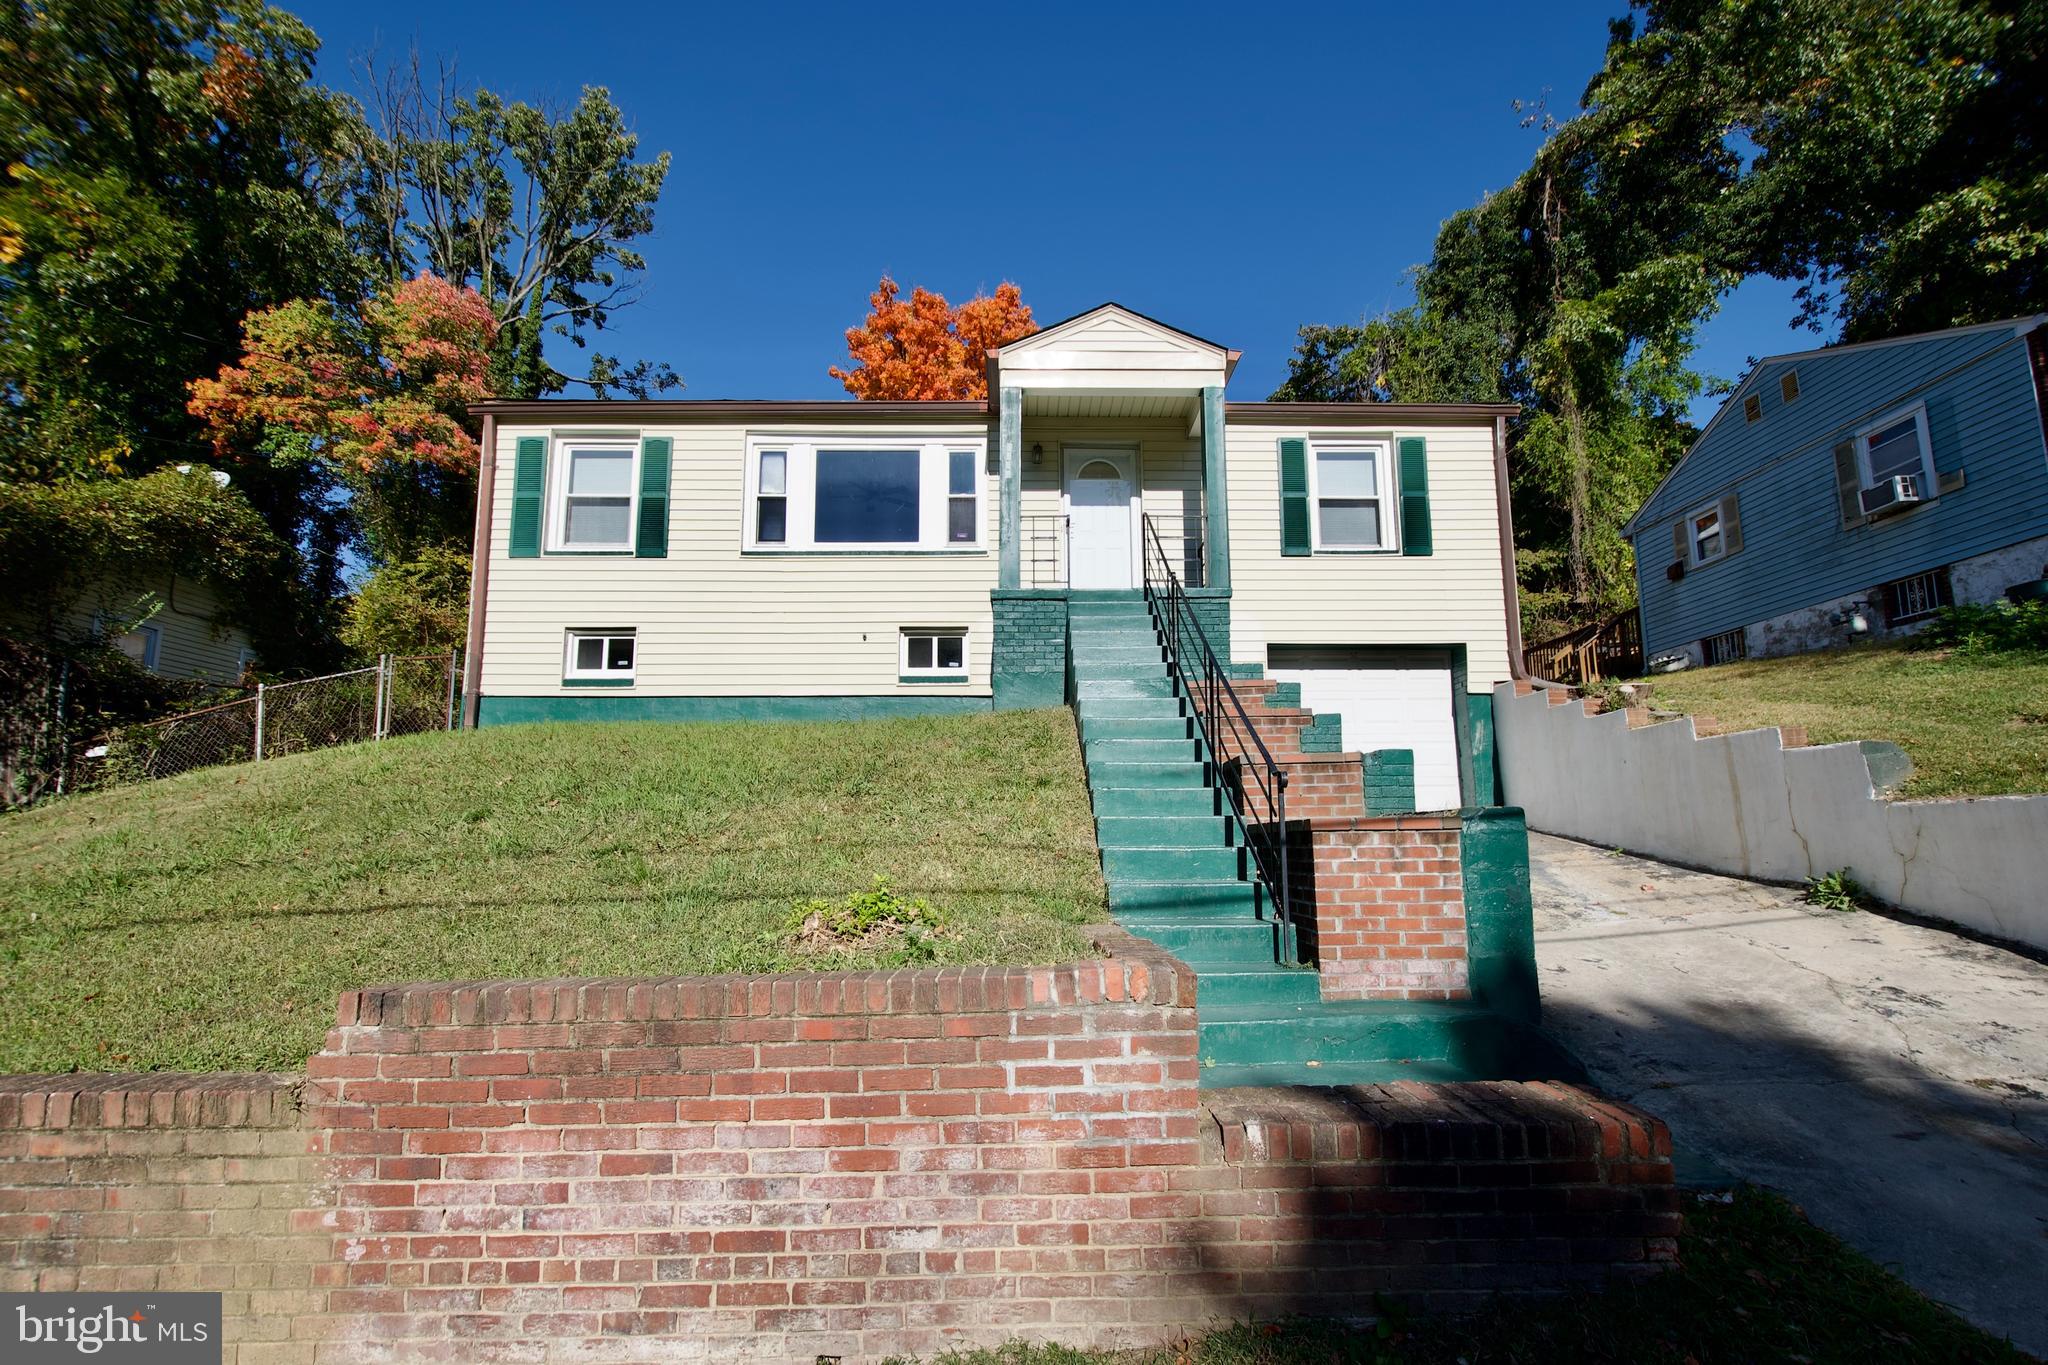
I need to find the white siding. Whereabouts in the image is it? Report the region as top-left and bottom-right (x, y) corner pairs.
(480, 421), (1000, 697)
(1224, 421), (1513, 687)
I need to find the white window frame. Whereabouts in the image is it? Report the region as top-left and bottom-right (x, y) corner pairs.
(1686, 500), (1726, 567)
(899, 627), (969, 681)
(547, 435), (640, 554)
(742, 434), (987, 552)
(1306, 437), (1396, 553)
(563, 628), (638, 683)
(1853, 402), (1935, 496)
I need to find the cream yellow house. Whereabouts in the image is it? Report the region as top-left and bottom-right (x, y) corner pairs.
(464, 304), (1525, 807)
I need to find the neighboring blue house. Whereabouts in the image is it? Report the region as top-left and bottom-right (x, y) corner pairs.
(1626, 316), (2048, 666)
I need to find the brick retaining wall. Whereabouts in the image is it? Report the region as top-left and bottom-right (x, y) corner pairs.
(0, 934), (1673, 1364)
(1285, 815), (1469, 1002)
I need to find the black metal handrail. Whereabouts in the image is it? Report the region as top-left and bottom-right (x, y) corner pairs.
(1139, 515), (1293, 964)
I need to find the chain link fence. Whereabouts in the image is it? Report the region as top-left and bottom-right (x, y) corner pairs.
(108, 651), (461, 784)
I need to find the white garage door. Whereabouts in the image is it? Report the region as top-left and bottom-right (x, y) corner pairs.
(1267, 648), (1462, 811)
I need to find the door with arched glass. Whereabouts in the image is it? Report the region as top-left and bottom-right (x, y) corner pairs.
(1064, 452), (1137, 590)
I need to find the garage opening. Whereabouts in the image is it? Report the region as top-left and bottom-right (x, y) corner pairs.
(1266, 647), (1462, 811)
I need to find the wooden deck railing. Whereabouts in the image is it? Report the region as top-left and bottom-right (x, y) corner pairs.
(1525, 610), (1643, 685)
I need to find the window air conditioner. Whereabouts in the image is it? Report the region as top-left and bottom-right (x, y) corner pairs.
(1859, 474), (1922, 517)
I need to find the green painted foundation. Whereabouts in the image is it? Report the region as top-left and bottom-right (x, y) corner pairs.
(991, 589), (1069, 711)
(475, 694), (994, 726)
(1298, 713), (1343, 753)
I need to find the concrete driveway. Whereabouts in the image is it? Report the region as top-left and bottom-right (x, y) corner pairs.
(1529, 832), (2048, 1356)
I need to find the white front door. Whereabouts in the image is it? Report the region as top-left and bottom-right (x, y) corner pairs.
(1267, 648), (1464, 811)
(1066, 453), (1136, 590)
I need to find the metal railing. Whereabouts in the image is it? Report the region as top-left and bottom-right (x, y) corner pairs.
(1140, 515), (1294, 964)
(110, 651), (461, 784)
(1020, 514), (1068, 588)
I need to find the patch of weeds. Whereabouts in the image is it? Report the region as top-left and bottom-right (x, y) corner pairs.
(784, 877), (951, 966)
(1805, 867), (1867, 912)
(1910, 600), (2048, 657)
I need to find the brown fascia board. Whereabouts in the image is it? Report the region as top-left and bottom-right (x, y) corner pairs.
(468, 399), (991, 421)
(1226, 402), (1522, 422)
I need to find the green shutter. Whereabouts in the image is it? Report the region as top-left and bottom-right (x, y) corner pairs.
(509, 437), (545, 558)
(636, 437), (671, 558)
(1279, 438), (1311, 556)
(1398, 436), (1432, 556)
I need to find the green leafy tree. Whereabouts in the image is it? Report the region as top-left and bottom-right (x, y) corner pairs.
(339, 544), (471, 657)
(353, 57), (678, 399)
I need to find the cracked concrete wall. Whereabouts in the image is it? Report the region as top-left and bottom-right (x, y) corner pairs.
(1495, 682), (2048, 951)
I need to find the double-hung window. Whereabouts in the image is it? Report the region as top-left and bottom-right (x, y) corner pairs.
(1856, 404), (1934, 496)
(1688, 503), (1725, 566)
(1309, 441), (1391, 551)
(742, 437), (987, 551)
(564, 629), (636, 684)
(550, 438), (638, 551)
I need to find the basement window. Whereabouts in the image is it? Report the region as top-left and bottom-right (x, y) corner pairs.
(1883, 567), (1954, 625)
(564, 629), (636, 685)
(1701, 627), (1747, 666)
(901, 628), (968, 681)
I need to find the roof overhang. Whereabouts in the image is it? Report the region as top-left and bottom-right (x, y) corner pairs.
(1226, 402), (1522, 423)
(468, 399), (990, 422)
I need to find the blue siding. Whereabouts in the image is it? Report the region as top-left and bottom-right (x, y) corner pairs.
(1632, 323), (2048, 656)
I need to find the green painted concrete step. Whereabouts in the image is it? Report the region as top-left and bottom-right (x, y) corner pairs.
(1080, 717), (1192, 743)
(1089, 785), (1222, 817)
(1196, 1001), (1584, 1077)
(1191, 965), (1324, 1008)
(1094, 814), (1232, 848)
(1198, 1058), (1507, 1086)
(1111, 917), (1282, 964)
(1105, 879), (1261, 912)
(1100, 845), (1243, 881)
(1073, 662), (1176, 682)
(1076, 679), (1175, 700)
(1106, 879), (1265, 914)
(1086, 761), (1209, 789)
(1077, 698), (1186, 721)
(1086, 737), (1202, 764)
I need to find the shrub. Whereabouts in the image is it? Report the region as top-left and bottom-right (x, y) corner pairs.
(1910, 600), (2048, 656)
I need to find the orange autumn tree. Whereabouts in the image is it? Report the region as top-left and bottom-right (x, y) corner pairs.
(831, 277), (1037, 400)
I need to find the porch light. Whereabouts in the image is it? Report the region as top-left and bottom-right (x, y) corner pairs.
(1031, 442), (1043, 466)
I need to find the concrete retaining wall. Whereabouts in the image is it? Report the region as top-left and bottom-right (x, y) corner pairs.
(1494, 681), (2048, 950)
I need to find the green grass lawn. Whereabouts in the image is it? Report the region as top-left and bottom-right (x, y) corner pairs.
(0, 709), (1106, 1073)
(1622, 644), (2048, 799)
(885, 1188), (2028, 1364)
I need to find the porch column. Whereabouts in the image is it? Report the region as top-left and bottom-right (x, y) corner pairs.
(1201, 384), (1230, 591)
(999, 386), (1022, 590)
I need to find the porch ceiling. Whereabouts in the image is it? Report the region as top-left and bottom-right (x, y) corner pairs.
(1021, 391), (1199, 420)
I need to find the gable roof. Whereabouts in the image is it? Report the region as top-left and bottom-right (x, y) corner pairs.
(991, 302), (1241, 385)
(1621, 314), (2046, 536)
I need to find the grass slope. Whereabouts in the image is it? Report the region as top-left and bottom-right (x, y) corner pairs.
(1627, 645), (2048, 799)
(883, 1188), (2028, 1364)
(0, 710), (1106, 1072)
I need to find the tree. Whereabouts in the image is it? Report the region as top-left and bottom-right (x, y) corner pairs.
(339, 543), (470, 657)
(188, 272), (496, 565)
(831, 277), (1037, 399)
(351, 57), (678, 399)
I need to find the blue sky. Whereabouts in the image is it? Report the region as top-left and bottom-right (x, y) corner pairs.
(289, 0), (1830, 420)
